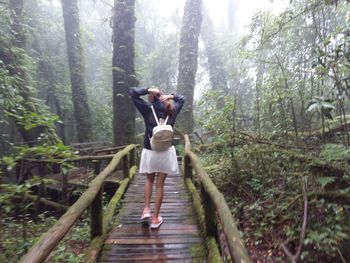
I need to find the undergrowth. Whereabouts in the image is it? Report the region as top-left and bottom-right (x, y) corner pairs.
(0, 212), (90, 263)
(200, 143), (350, 262)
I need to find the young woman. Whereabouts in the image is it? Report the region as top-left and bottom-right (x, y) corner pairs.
(129, 87), (185, 229)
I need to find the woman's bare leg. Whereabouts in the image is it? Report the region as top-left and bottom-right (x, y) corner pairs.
(152, 172), (167, 221)
(144, 173), (155, 212)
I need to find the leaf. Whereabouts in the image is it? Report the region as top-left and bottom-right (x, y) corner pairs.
(306, 102), (318, 112)
(320, 101), (335, 110)
(316, 176), (336, 188)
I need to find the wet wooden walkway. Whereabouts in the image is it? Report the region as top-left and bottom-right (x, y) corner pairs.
(98, 173), (206, 262)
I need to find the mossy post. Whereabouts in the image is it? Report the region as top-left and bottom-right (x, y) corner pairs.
(61, 166), (68, 204)
(91, 187), (103, 239)
(201, 184), (217, 237)
(123, 155), (129, 178)
(184, 136), (193, 180)
(129, 148), (136, 168)
(184, 156), (193, 180)
(91, 160), (103, 239)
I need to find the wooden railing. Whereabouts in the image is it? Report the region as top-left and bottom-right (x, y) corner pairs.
(183, 135), (252, 263)
(20, 144), (138, 263)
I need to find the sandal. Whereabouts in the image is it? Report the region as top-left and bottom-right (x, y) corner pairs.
(150, 216), (163, 229)
(141, 208), (151, 225)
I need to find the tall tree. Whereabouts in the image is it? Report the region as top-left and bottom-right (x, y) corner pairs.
(201, 10), (229, 104)
(176, 0), (203, 133)
(26, 0), (66, 142)
(0, 0), (60, 146)
(112, 0), (138, 146)
(227, 0), (238, 35)
(61, 0), (92, 142)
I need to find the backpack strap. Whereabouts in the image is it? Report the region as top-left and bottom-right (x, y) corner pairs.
(151, 105), (160, 125)
(151, 105), (169, 125)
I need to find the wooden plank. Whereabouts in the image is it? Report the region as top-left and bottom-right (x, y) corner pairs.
(108, 224), (199, 232)
(107, 229), (200, 237)
(102, 243), (194, 250)
(97, 172), (206, 262)
(99, 253), (204, 261)
(104, 237), (202, 245)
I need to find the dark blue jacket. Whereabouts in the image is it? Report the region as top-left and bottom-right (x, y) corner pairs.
(129, 87), (185, 150)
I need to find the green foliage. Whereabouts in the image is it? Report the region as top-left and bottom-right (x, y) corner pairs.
(319, 143), (350, 162)
(0, 60), (23, 109)
(1, 143), (76, 177)
(200, 141), (350, 261)
(197, 90), (236, 145)
(0, 212), (90, 263)
(47, 216), (90, 263)
(0, 177), (57, 216)
(15, 143), (76, 160)
(6, 110), (62, 131)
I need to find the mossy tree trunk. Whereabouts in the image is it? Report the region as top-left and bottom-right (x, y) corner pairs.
(0, 0), (60, 146)
(112, 0), (139, 146)
(176, 0), (203, 133)
(61, 0), (92, 143)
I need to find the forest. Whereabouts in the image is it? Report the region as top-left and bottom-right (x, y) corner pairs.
(0, 0), (350, 262)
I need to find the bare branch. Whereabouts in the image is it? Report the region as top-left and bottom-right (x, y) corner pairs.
(280, 177), (308, 263)
(295, 176), (308, 260)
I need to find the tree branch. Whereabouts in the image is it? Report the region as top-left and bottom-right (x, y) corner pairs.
(281, 176), (308, 263)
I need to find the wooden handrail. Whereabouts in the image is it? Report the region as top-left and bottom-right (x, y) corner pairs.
(23, 154), (115, 163)
(20, 144), (137, 263)
(184, 135), (252, 263)
(93, 145), (128, 154)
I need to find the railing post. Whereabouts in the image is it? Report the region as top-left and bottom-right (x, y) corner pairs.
(93, 160), (101, 176)
(61, 164), (68, 204)
(123, 155), (129, 178)
(129, 147), (136, 167)
(201, 185), (217, 237)
(91, 160), (103, 239)
(184, 155), (193, 180)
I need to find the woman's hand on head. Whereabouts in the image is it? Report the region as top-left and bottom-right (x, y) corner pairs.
(160, 94), (174, 102)
(148, 87), (160, 96)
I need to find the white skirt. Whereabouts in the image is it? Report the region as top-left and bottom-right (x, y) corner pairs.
(139, 146), (179, 175)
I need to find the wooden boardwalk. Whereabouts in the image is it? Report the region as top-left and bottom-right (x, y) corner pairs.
(98, 173), (207, 262)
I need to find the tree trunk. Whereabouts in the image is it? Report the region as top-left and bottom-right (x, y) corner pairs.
(176, 0), (203, 133)
(0, 0), (60, 146)
(112, 0), (139, 146)
(255, 62), (265, 136)
(27, 0), (66, 142)
(201, 10), (229, 107)
(227, 0), (238, 35)
(61, 0), (92, 143)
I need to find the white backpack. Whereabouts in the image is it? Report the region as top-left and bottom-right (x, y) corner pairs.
(150, 105), (174, 151)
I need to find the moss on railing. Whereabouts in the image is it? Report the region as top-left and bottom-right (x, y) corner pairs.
(184, 135), (252, 263)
